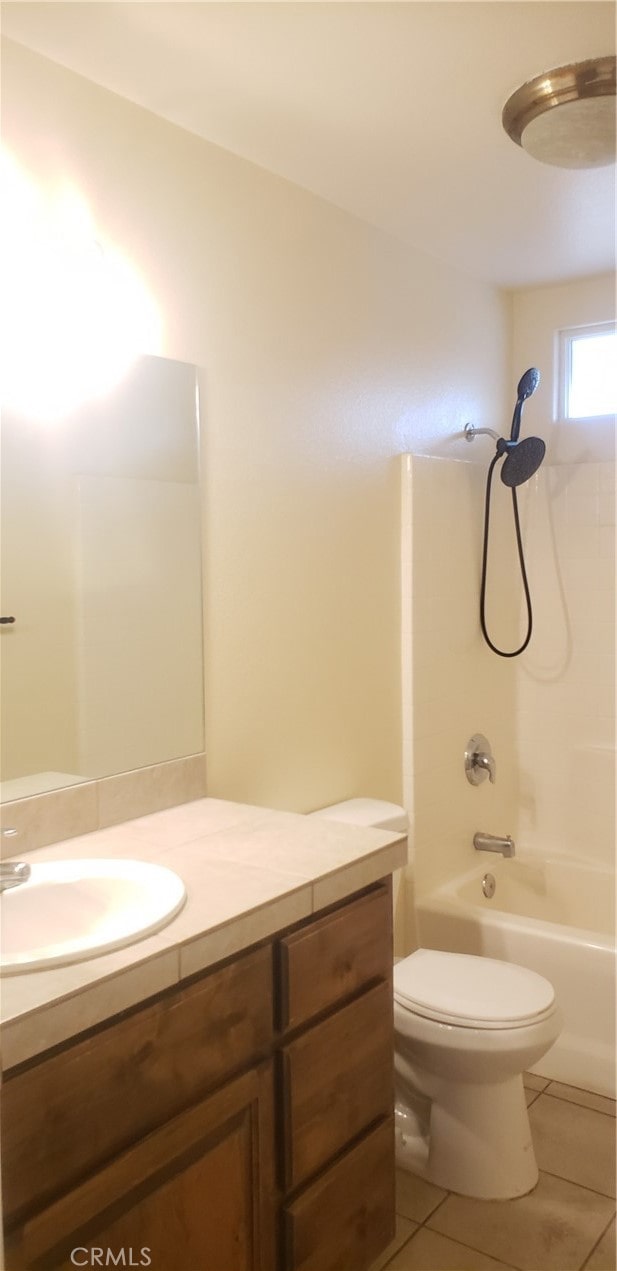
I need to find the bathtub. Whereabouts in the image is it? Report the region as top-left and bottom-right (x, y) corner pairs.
(415, 856), (616, 1098)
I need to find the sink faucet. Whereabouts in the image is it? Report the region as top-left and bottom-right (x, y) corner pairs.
(0, 861), (31, 892)
(473, 832), (515, 858)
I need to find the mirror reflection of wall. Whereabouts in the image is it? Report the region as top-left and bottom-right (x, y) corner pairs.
(0, 355), (205, 803)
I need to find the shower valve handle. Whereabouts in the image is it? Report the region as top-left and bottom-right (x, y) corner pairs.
(474, 752), (496, 782)
(465, 734), (496, 785)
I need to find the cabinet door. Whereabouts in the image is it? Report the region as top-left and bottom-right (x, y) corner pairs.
(12, 1061), (276, 1271)
(2, 943), (273, 1225)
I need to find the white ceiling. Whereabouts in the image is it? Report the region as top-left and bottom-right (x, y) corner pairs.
(2, 1), (616, 288)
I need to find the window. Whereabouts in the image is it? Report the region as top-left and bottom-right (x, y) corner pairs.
(558, 322), (617, 421)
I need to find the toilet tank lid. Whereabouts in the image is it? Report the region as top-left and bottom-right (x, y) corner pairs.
(308, 798), (408, 834)
(394, 949), (556, 1026)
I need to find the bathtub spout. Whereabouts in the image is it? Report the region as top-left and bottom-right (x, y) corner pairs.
(473, 832), (515, 858)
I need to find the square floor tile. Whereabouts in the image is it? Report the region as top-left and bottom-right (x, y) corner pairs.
(385, 1227), (519, 1270)
(395, 1168), (447, 1223)
(584, 1217), (616, 1271)
(529, 1094), (616, 1196)
(428, 1171), (615, 1271)
(545, 1081), (616, 1118)
(369, 1215), (417, 1271)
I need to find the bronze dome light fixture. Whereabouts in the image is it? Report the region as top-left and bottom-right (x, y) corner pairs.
(502, 55), (616, 168)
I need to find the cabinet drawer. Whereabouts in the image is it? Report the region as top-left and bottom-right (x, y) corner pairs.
(281, 980), (393, 1190)
(278, 883), (392, 1030)
(284, 1117), (395, 1271)
(1, 943), (273, 1224)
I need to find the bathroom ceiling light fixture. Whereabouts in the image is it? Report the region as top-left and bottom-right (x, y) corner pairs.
(502, 56), (616, 168)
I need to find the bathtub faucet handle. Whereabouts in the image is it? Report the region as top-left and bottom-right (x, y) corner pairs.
(465, 734), (496, 785)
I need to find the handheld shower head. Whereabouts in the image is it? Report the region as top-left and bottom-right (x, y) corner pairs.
(478, 366), (545, 657)
(510, 366), (541, 442)
(517, 367), (541, 401)
(464, 366), (545, 486)
(500, 435), (546, 487)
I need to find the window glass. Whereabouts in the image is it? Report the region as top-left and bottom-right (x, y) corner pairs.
(565, 326), (617, 419)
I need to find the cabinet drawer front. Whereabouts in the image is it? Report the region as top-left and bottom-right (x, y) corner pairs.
(284, 1117), (395, 1271)
(278, 883), (392, 1030)
(281, 980), (393, 1189)
(1, 944), (273, 1224)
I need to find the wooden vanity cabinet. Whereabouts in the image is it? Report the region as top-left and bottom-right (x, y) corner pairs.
(10, 1061), (277, 1271)
(1, 880), (395, 1271)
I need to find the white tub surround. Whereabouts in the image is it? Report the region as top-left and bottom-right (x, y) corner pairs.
(416, 855), (616, 1098)
(0, 798), (406, 1070)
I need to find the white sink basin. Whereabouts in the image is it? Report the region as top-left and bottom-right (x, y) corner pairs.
(0, 859), (186, 974)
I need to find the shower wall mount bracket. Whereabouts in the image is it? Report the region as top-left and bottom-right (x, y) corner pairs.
(465, 734), (496, 785)
(464, 422), (501, 442)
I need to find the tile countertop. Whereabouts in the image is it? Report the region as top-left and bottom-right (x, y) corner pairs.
(0, 797), (407, 1070)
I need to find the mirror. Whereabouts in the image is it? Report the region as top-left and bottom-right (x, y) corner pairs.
(0, 355), (205, 803)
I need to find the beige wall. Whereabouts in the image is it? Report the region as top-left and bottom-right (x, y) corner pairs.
(2, 38), (509, 814)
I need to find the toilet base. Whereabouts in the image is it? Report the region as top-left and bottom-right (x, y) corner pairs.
(396, 1074), (539, 1200)
(395, 1101), (429, 1175)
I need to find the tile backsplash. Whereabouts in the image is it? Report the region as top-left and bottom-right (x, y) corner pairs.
(0, 753), (207, 857)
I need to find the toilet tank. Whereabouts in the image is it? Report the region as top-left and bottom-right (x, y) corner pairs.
(309, 798), (408, 835)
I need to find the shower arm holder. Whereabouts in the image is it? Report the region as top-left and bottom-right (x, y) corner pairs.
(464, 423), (501, 443)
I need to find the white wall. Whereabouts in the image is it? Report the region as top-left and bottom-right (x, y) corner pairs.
(516, 459), (615, 866)
(513, 274), (615, 868)
(2, 37), (509, 814)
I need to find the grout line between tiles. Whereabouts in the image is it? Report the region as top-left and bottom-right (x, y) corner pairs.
(418, 1192), (450, 1226)
(392, 1170), (615, 1271)
(420, 1217), (527, 1271)
(542, 1089), (617, 1119)
(382, 1224), (418, 1269)
(578, 1210), (616, 1271)
(538, 1167), (617, 1203)
(392, 1190), (530, 1271)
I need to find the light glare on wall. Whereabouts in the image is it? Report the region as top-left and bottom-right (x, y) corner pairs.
(0, 150), (162, 421)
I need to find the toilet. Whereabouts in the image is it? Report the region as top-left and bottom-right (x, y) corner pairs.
(310, 799), (562, 1201)
(393, 948), (561, 1198)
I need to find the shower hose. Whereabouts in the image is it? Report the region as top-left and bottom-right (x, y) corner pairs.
(480, 451), (533, 658)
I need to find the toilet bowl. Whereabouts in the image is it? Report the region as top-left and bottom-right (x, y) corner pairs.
(394, 948), (561, 1199)
(309, 800), (561, 1201)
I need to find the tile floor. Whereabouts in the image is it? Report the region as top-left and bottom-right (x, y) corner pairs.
(371, 1076), (616, 1271)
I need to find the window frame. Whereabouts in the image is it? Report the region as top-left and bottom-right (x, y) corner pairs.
(556, 320), (617, 423)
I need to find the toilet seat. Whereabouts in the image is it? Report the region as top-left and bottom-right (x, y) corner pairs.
(394, 949), (556, 1029)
